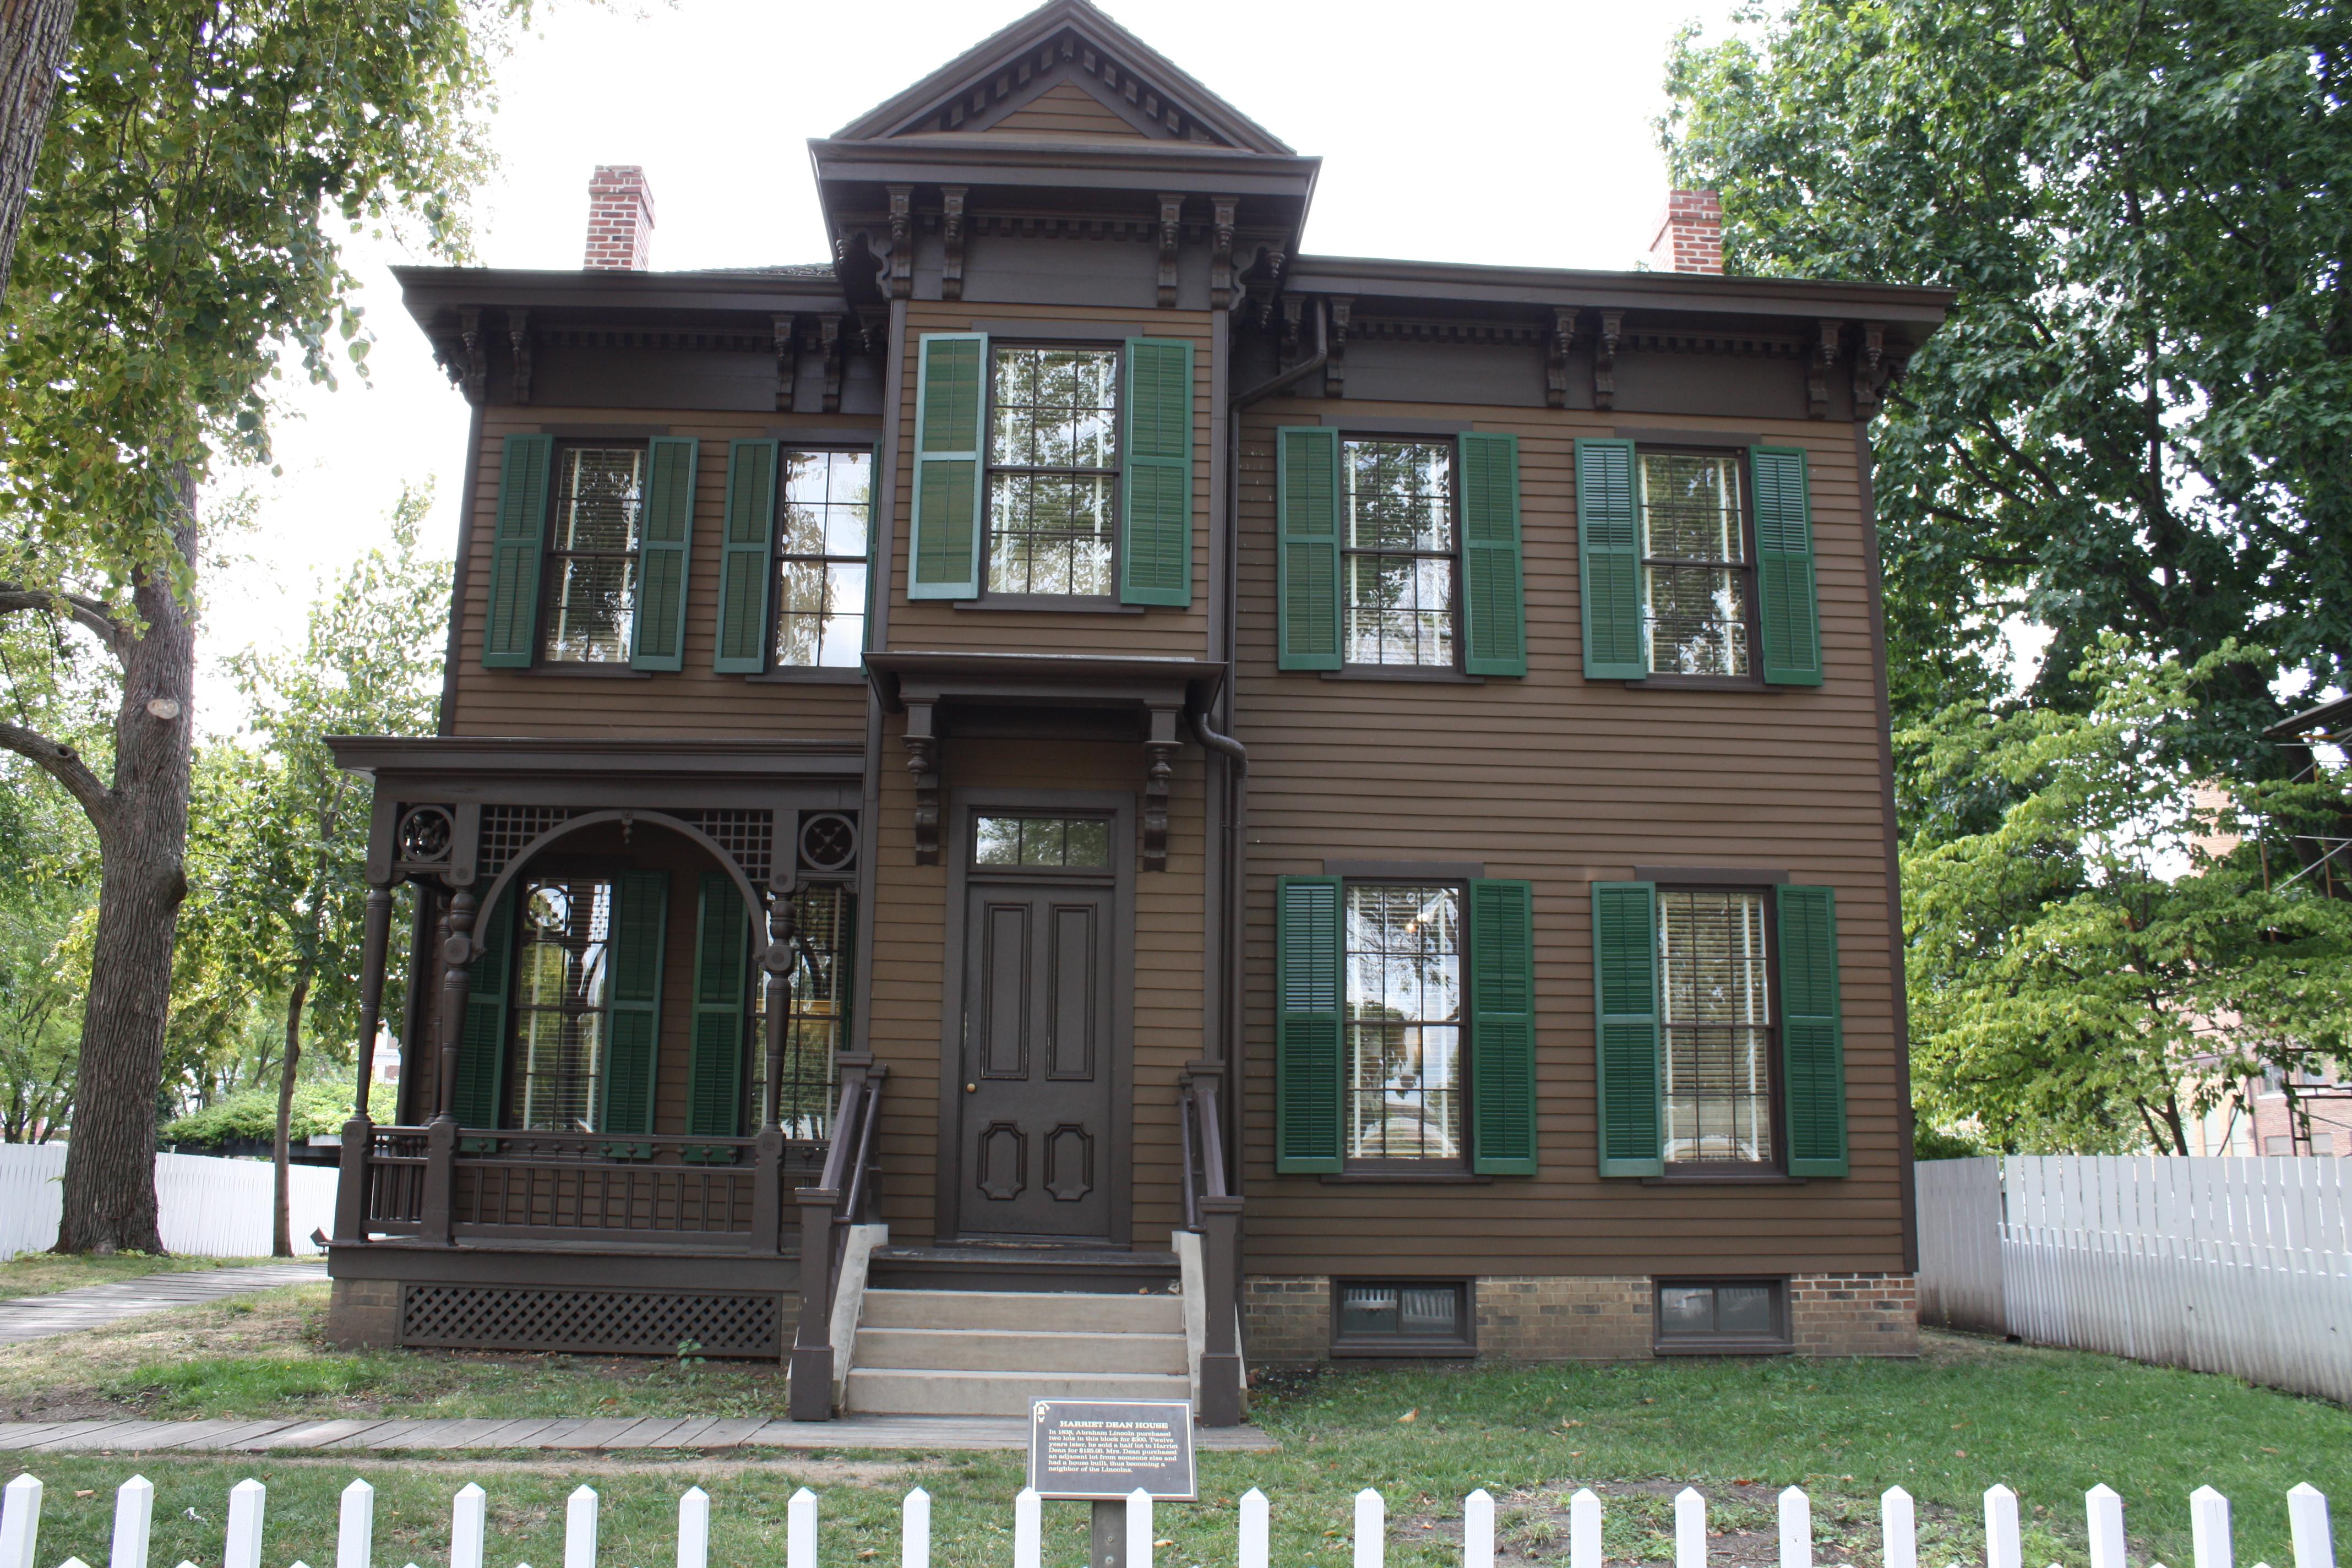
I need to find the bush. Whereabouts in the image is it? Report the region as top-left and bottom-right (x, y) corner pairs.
(1914, 1120), (1991, 1160)
(162, 1081), (352, 1150)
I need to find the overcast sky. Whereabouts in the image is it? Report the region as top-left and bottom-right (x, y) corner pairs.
(200, 0), (1750, 705)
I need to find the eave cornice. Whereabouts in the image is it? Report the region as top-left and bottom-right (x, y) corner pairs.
(808, 137), (1320, 202)
(1282, 254), (1954, 327)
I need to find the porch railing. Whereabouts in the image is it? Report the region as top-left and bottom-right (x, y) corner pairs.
(1180, 1075), (1245, 1427)
(787, 1064), (888, 1422)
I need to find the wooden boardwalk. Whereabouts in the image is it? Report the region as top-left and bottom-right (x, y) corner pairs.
(0, 1415), (1276, 1452)
(0, 1263), (329, 1346)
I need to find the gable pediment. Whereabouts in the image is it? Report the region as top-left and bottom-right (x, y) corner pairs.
(834, 0), (1291, 155)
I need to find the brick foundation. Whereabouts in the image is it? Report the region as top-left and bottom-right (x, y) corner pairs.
(324, 1277), (401, 1350)
(1244, 1272), (1918, 1362)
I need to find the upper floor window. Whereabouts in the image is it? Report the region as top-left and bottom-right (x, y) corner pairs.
(987, 345), (1119, 596)
(1640, 452), (1751, 677)
(1343, 439), (1456, 667)
(1345, 881), (1463, 1163)
(1658, 887), (1775, 1167)
(510, 877), (614, 1131)
(542, 445), (646, 665)
(774, 449), (872, 668)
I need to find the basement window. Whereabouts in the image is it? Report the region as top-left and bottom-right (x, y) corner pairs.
(1654, 1278), (1789, 1353)
(1331, 1279), (1473, 1357)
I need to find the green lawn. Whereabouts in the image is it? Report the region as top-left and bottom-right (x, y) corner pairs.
(0, 1252), (280, 1300)
(0, 1287), (2343, 1568)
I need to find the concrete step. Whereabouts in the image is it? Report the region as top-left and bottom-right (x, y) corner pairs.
(842, 1368), (1190, 1418)
(859, 1288), (1182, 1335)
(856, 1326), (1188, 1375)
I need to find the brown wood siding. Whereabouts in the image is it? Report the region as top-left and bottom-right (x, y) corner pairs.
(448, 405), (881, 742)
(986, 81), (1149, 140)
(1235, 400), (1904, 1279)
(886, 302), (1213, 658)
(865, 724), (1205, 1246)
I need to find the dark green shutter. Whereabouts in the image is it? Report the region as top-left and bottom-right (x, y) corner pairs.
(1778, 884), (1847, 1176)
(910, 333), (987, 599)
(630, 436), (700, 672)
(1591, 881), (1663, 1177)
(1276, 427), (1342, 670)
(687, 874), (750, 1141)
(1120, 337), (1194, 607)
(452, 896), (515, 1128)
(599, 870), (668, 1139)
(482, 434), (553, 668)
(1576, 439), (1644, 679)
(1275, 875), (1344, 1172)
(1469, 879), (1537, 1174)
(1752, 446), (1823, 685)
(712, 439), (778, 673)
(1459, 433), (1527, 677)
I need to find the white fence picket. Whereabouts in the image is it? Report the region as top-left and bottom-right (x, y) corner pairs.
(1, 1473), (40, 1568)
(337, 1479), (372, 1568)
(1881, 1487), (1915, 1568)
(1985, 1484), (2021, 1568)
(224, 1479), (265, 1568)
(2088, 1484), (2126, 1568)
(1012, 1489), (1040, 1568)
(1463, 1488), (1494, 1568)
(1126, 1489), (1154, 1568)
(1237, 1489), (1268, 1568)
(1675, 1488), (1707, 1568)
(564, 1487), (596, 1568)
(449, 1484), (485, 1568)
(1569, 1488), (1601, 1568)
(2195, 1485), (2235, 1568)
(111, 1476), (153, 1568)
(1779, 1487), (1811, 1568)
(676, 1487), (707, 1568)
(2289, 1484), (2334, 1568)
(901, 1487), (929, 1568)
(1353, 1488), (1384, 1568)
(790, 1489), (818, 1568)
(0, 1147), (338, 1260)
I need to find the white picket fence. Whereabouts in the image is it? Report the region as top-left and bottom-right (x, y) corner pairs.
(0, 1472), (2337, 1568)
(0, 1146), (335, 1260)
(1915, 1156), (2352, 1403)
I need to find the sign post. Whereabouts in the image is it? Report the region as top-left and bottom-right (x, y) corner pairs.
(1027, 1399), (1197, 1568)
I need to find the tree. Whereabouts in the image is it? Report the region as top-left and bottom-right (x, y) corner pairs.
(0, 0), (509, 1252)
(201, 489), (444, 1253)
(1903, 640), (2352, 1152)
(0, 0), (78, 291)
(1661, 0), (2352, 765)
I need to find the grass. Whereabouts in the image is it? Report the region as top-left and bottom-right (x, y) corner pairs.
(0, 1289), (2345, 1568)
(0, 1252), (280, 1300)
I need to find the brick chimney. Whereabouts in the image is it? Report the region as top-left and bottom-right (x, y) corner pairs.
(584, 165), (655, 270)
(1647, 189), (1724, 274)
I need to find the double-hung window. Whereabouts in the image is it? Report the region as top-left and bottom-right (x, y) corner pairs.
(541, 446), (646, 665)
(1344, 883), (1464, 1161)
(1342, 440), (1458, 667)
(986, 345), (1121, 597)
(1639, 452), (1752, 678)
(509, 878), (616, 1131)
(773, 449), (872, 668)
(1658, 888), (1776, 1167)
(749, 883), (856, 1139)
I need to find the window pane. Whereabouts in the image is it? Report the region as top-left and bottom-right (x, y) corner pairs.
(511, 879), (614, 1133)
(990, 347), (1119, 470)
(1640, 454), (1741, 562)
(1338, 1284), (1401, 1336)
(1715, 1284), (1776, 1335)
(1346, 441), (1453, 552)
(1398, 1286), (1461, 1336)
(752, 884), (850, 1140)
(1345, 553), (1456, 667)
(987, 473), (1114, 595)
(780, 450), (872, 558)
(1660, 890), (1775, 1163)
(774, 560), (866, 669)
(972, 815), (1112, 869)
(545, 556), (635, 664)
(1345, 884), (1462, 1161)
(1659, 1285), (1716, 1335)
(554, 448), (645, 554)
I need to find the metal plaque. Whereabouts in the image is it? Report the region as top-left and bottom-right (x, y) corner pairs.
(1026, 1398), (1197, 1501)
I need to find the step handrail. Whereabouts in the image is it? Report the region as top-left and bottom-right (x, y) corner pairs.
(1179, 1075), (1245, 1426)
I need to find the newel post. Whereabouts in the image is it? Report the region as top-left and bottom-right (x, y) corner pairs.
(419, 886), (476, 1248)
(788, 1183), (839, 1420)
(1198, 1193), (1245, 1426)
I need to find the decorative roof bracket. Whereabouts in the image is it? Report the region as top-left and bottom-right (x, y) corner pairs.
(940, 186), (968, 301)
(1593, 309), (1622, 411)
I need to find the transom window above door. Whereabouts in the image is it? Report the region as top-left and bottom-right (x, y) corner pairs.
(1343, 439), (1457, 668)
(542, 447), (646, 665)
(973, 814), (1113, 869)
(987, 345), (1121, 597)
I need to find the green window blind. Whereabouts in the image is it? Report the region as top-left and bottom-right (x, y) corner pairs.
(687, 873), (751, 1140)
(1120, 337), (1194, 607)
(1575, 439), (1643, 679)
(1777, 884), (1847, 1175)
(629, 436), (700, 672)
(712, 439), (779, 674)
(1458, 433), (1527, 677)
(1751, 445), (1823, 686)
(482, 434), (553, 668)
(598, 870), (668, 1139)
(1591, 881), (1663, 1176)
(909, 333), (987, 600)
(1275, 875), (1344, 1172)
(1468, 878), (1537, 1174)
(451, 895), (515, 1129)
(1276, 426), (1342, 670)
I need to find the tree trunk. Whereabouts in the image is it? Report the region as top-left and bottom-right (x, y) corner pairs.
(0, 0), (77, 291)
(53, 471), (195, 1256)
(271, 970), (310, 1257)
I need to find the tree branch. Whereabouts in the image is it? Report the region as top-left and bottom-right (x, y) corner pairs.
(0, 719), (113, 824)
(0, 583), (129, 656)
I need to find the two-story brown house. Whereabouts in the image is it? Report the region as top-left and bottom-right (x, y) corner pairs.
(322, 0), (1950, 1424)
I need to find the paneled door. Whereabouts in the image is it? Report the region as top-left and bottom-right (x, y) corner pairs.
(957, 878), (1117, 1240)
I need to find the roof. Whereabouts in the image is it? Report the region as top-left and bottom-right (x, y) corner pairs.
(2266, 693), (2352, 741)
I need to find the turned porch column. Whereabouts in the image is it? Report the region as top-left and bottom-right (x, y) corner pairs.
(332, 883), (396, 1246)
(419, 885), (475, 1248)
(749, 890), (797, 1259)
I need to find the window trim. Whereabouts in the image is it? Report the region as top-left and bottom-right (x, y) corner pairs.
(1652, 1276), (1792, 1355)
(536, 440), (652, 669)
(1340, 875), (1471, 1173)
(1633, 444), (1765, 687)
(1337, 433), (1463, 674)
(1657, 880), (1787, 1176)
(765, 443), (876, 676)
(1329, 1277), (1477, 1358)
(979, 340), (1124, 604)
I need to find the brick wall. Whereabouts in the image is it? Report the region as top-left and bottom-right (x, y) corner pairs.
(324, 1277), (400, 1350)
(1646, 189), (1724, 275)
(584, 165), (655, 271)
(1789, 1271), (1919, 1356)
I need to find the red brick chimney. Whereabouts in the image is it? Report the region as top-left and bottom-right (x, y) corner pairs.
(584, 165), (655, 270)
(1647, 189), (1724, 274)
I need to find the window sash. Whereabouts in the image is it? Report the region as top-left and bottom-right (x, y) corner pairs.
(508, 878), (616, 1132)
(1343, 881), (1464, 1163)
(1341, 438), (1459, 668)
(541, 446), (647, 665)
(1657, 887), (1779, 1167)
(984, 345), (1121, 597)
(1637, 450), (1754, 678)
(772, 448), (873, 669)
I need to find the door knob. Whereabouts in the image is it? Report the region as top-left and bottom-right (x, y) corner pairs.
(965, 1082), (977, 1093)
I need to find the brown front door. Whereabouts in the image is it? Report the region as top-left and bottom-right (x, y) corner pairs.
(957, 878), (1117, 1240)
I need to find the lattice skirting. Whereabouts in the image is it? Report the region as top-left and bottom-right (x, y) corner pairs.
(399, 1283), (783, 1358)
